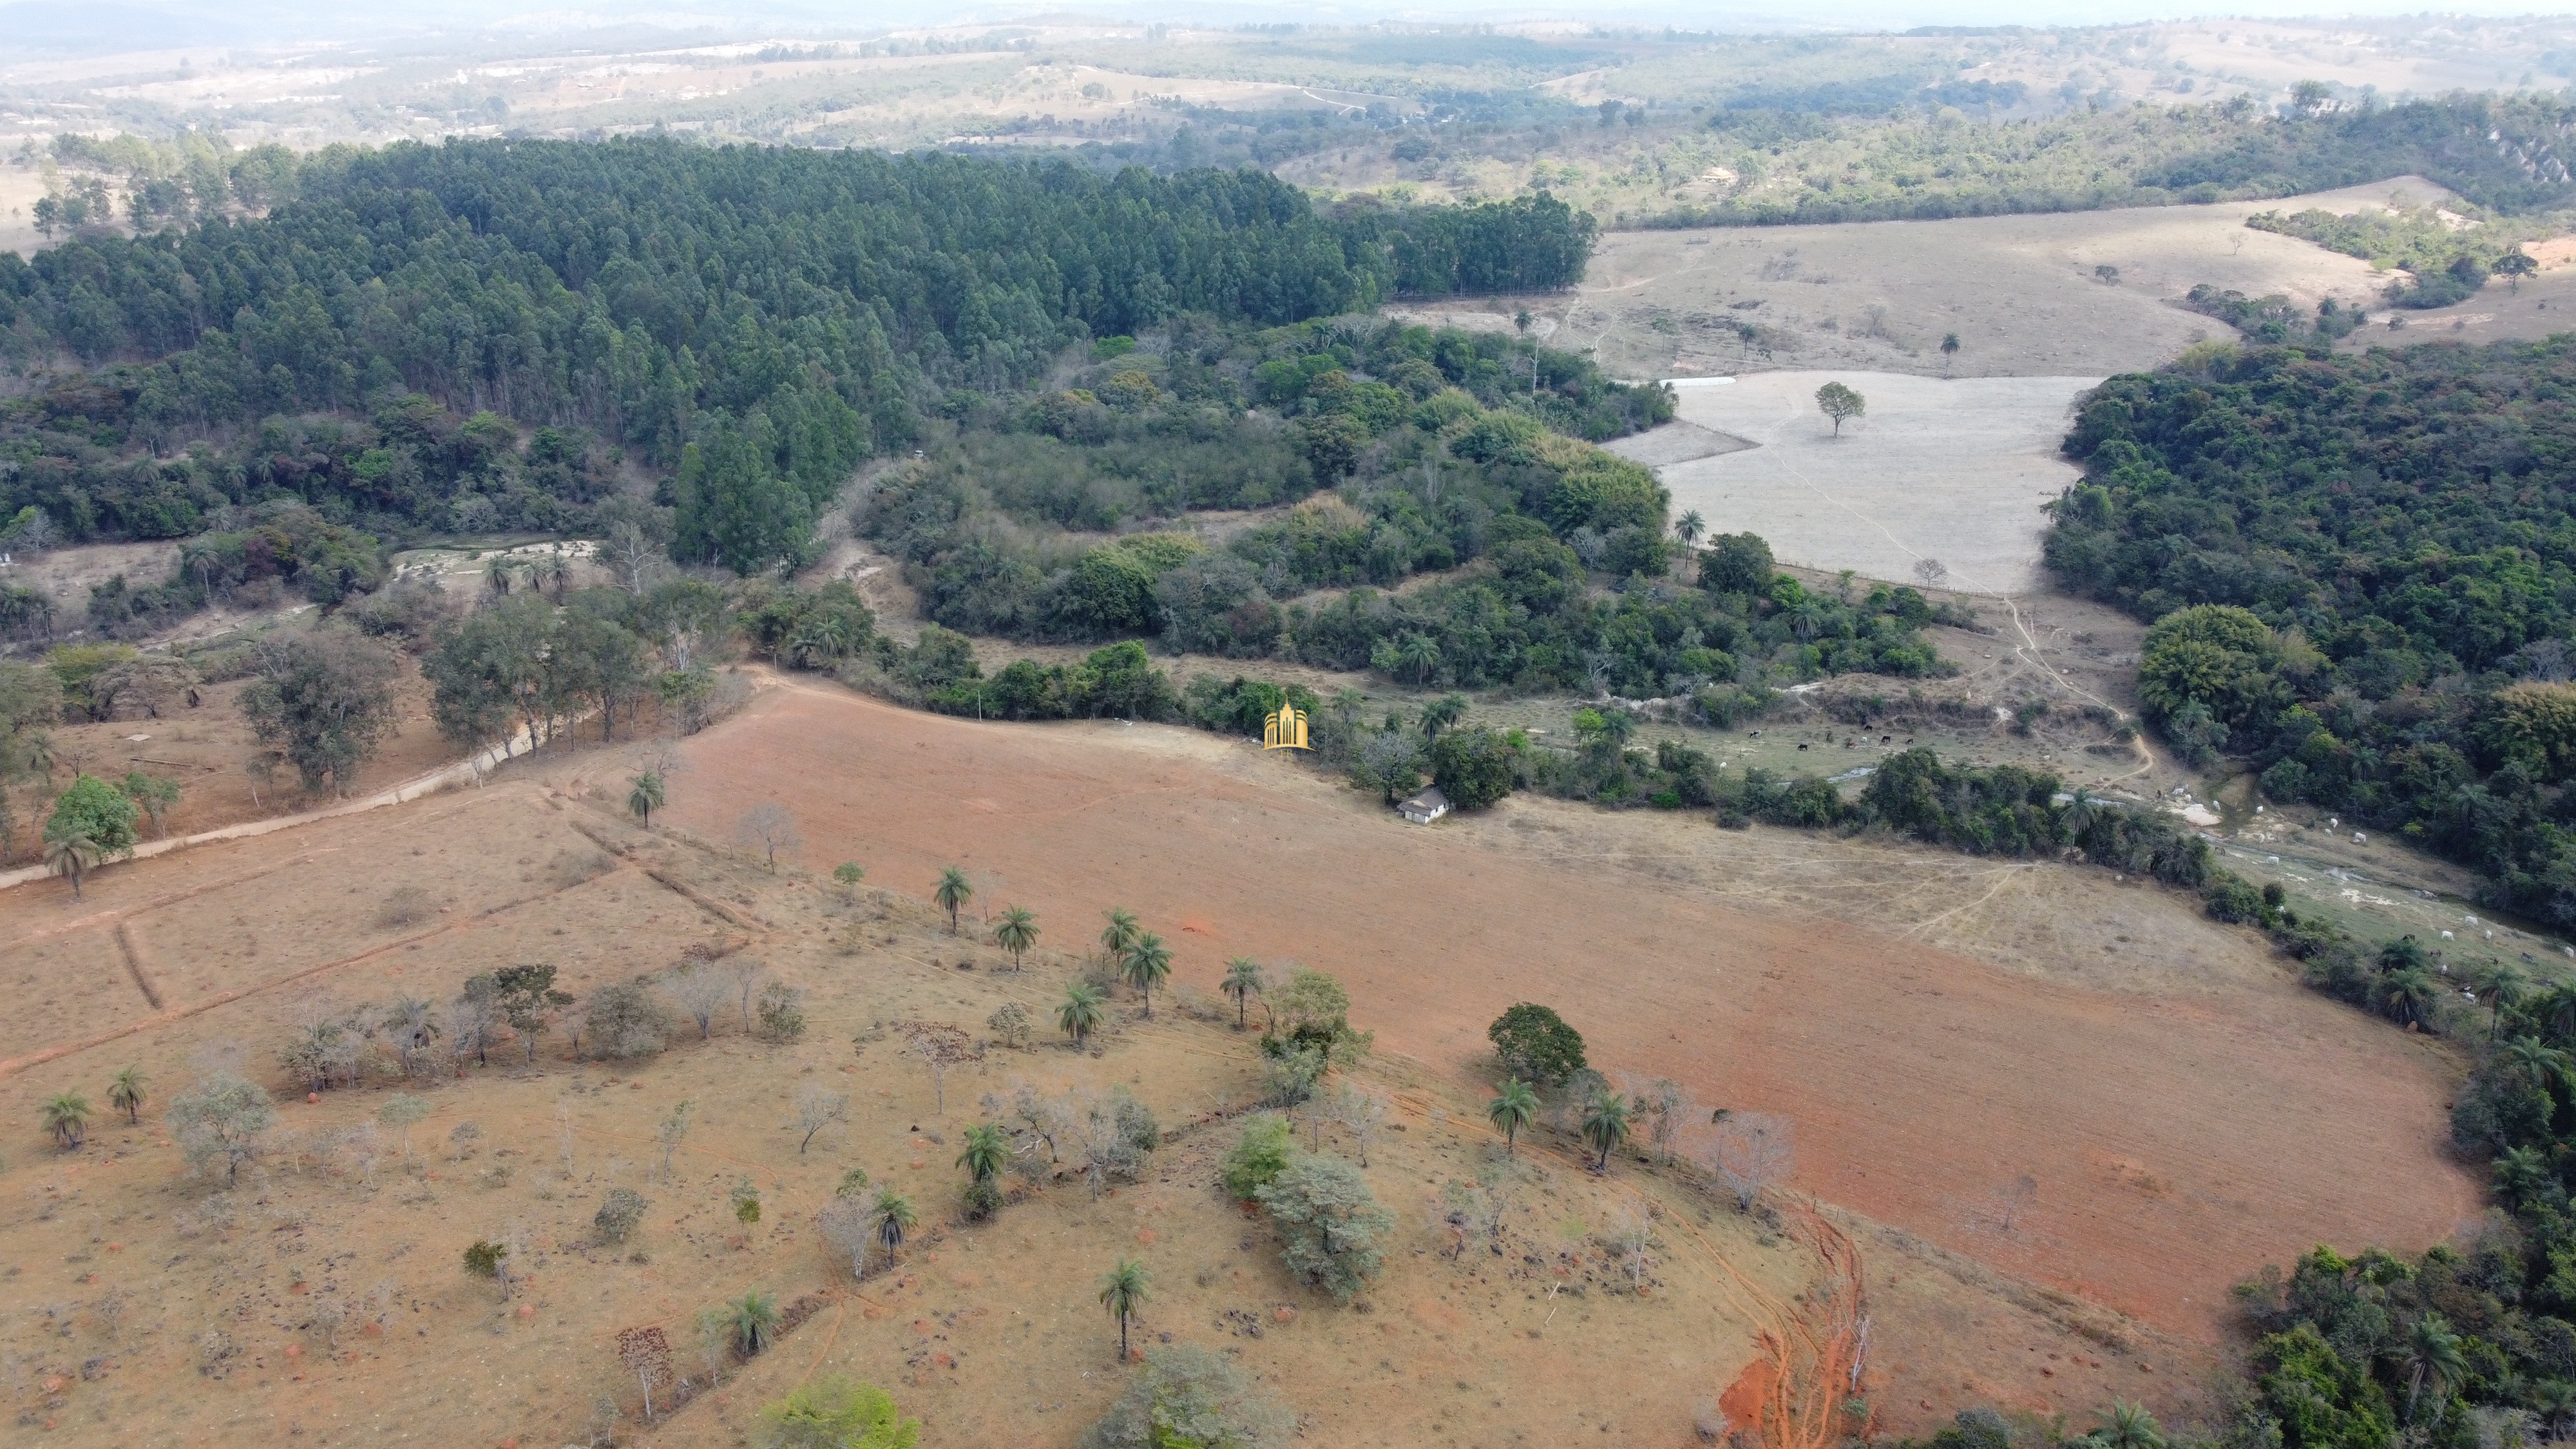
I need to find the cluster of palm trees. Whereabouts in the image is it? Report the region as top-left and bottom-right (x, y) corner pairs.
(1483, 1075), (1635, 1172)
(41, 1065), (146, 1150)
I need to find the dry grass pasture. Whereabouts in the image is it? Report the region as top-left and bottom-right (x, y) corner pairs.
(0, 715), (2290, 1448)
(1397, 178), (2455, 383)
(1614, 372), (2097, 593)
(653, 677), (2475, 1339)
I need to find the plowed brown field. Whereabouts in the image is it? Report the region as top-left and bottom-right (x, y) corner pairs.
(664, 679), (2479, 1339)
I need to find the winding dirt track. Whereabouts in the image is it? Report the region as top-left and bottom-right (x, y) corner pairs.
(667, 681), (2479, 1338)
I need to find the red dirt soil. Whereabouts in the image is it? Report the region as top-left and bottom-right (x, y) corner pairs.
(662, 680), (2481, 1340)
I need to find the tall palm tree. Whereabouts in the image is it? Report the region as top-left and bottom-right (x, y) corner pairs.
(107, 1066), (146, 1125)
(993, 907), (1038, 970)
(957, 1122), (1009, 1188)
(1581, 1089), (1632, 1171)
(1221, 958), (1266, 1030)
(1122, 932), (1173, 1018)
(45, 828), (101, 900)
(1418, 694), (1467, 742)
(727, 1290), (781, 1356)
(933, 867), (973, 934)
(42, 1091), (89, 1149)
(1059, 983), (1106, 1048)
(2095, 1403), (2166, 1449)
(2529, 1378), (2576, 1439)
(1397, 632), (1442, 685)
(1099, 1257), (1152, 1359)
(2404, 1313), (2466, 1424)
(2059, 789), (2104, 842)
(870, 1189), (917, 1276)
(627, 772), (664, 827)
(1489, 1079), (1538, 1155)
(2474, 961), (2530, 1031)
(2539, 981), (2576, 1045)
(2498, 1036), (2575, 1096)
(1100, 907), (1140, 959)
(1674, 511), (1706, 549)
(2380, 967), (2441, 1030)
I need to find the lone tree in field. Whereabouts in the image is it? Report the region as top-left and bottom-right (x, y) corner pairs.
(43, 1090), (89, 1149)
(728, 1289), (781, 1356)
(1221, 958), (1267, 1030)
(832, 862), (865, 900)
(1488, 1004), (1586, 1089)
(240, 627), (399, 796)
(933, 867), (973, 933)
(1581, 1088), (1632, 1171)
(167, 1073), (276, 1185)
(493, 963), (573, 1065)
(1940, 333), (1961, 369)
(792, 1082), (850, 1155)
(737, 802), (798, 872)
(44, 774), (138, 899)
(1674, 510), (1706, 549)
(1121, 931), (1173, 1017)
(957, 1122), (1009, 1218)
(1099, 1256), (1152, 1358)
(1256, 1152), (1395, 1303)
(1487, 1079), (1538, 1155)
(1059, 981), (1107, 1048)
(871, 1188), (917, 1274)
(627, 771), (665, 826)
(1815, 381), (1865, 437)
(108, 1065), (146, 1124)
(993, 906), (1037, 970)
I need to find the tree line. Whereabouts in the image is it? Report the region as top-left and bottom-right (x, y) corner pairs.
(2046, 336), (2576, 930)
(0, 137), (1596, 577)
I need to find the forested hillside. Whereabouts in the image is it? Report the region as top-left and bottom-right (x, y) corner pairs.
(2045, 338), (2576, 925)
(0, 137), (1595, 580)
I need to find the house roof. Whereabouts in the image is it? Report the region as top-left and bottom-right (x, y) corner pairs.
(1400, 786), (1451, 813)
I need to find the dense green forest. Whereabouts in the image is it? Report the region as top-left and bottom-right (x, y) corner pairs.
(2046, 336), (2576, 928)
(0, 137), (1596, 586)
(1647, 93), (2576, 228)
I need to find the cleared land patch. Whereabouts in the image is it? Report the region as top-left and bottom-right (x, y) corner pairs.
(1615, 371), (2094, 592)
(656, 677), (2476, 1340)
(1398, 177), (2454, 382)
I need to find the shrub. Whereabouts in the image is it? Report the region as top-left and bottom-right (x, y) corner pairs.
(595, 1187), (649, 1244)
(1221, 1115), (1294, 1200)
(1255, 1151), (1395, 1303)
(586, 980), (669, 1059)
(756, 981), (808, 1043)
(463, 1240), (506, 1278)
(1487, 1003), (1586, 1088)
(1428, 726), (1519, 810)
(1083, 1344), (1293, 1449)
(760, 1373), (921, 1448)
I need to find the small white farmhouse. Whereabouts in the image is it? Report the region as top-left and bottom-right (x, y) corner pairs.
(1398, 786), (1451, 825)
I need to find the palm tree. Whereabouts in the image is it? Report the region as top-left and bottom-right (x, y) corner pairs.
(107, 1065), (146, 1124)
(2474, 961), (2530, 1030)
(1418, 694), (1467, 741)
(2541, 981), (2576, 1045)
(870, 1189), (917, 1275)
(2380, 966), (2441, 1029)
(2404, 1312), (2466, 1424)
(1396, 632), (1441, 685)
(993, 906), (1038, 970)
(42, 1090), (90, 1149)
(933, 867), (973, 934)
(1059, 982), (1106, 1048)
(1098, 1257), (1152, 1359)
(1787, 596), (1831, 643)
(1489, 1079), (1538, 1155)
(1100, 907), (1140, 959)
(2059, 789), (2104, 841)
(2498, 1036), (2575, 1096)
(2095, 1403), (2165, 1449)
(1674, 511), (1706, 548)
(957, 1122), (1008, 1188)
(627, 772), (664, 827)
(1122, 932), (1173, 1017)
(727, 1290), (781, 1356)
(1221, 958), (1266, 1030)
(45, 828), (101, 900)
(1581, 1089), (1632, 1171)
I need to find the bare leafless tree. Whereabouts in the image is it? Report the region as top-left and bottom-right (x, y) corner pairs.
(1624, 1075), (1693, 1164)
(668, 965), (730, 1041)
(1702, 1112), (1794, 1212)
(616, 1325), (674, 1421)
(725, 956), (768, 1034)
(1913, 557), (1949, 589)
(736, 802), (799, 872)
(1985, 1173), (2039, 1235)
(1330, 1084), (1389, 1167)
(791, 1082), (850, 1155)
(1610, 1206), (1655, 1293)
